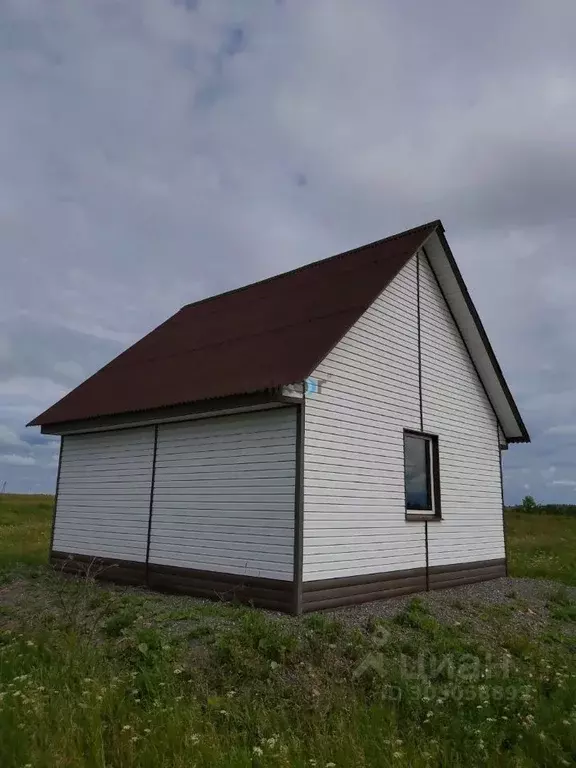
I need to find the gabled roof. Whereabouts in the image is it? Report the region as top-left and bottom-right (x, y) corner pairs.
(28, 220), (529, 442)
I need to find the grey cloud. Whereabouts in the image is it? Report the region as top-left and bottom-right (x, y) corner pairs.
(0, 425), (25, 447)
(0, 317), (123, 386)
(1, 0), (575, 499)
(0, 454), (36, 467)
(173, 0), (200, 12)
(221, 27), (246, 57)
(547, 425), (576, 436)
(20, 432), (58, 447)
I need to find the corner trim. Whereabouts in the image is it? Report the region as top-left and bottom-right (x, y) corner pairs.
(498, 423), (509, 577)
(292, 396), (305, 615)
(48, 436), (64, 559)
(144, 425), (159, 585)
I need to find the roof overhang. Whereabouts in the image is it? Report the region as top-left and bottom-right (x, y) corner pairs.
(39, 389), (299, 436)
(421, 225), (529, 444)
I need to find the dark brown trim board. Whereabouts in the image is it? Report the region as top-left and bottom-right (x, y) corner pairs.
(427, 559), (506, 590)
(303, 567), (428, 612)
(48, 436), (65, 559)
(50, 552), (293, 612)
(292, 397), (305, 615)
(148, 564), (293, 613)
(49, 553), (505, 614)
(51, 551), (146, 586)
(302, 559), (506, 612)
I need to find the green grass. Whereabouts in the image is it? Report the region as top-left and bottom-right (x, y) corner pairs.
(1, 496), (576, 767)
(0, 494), (52, 570)
(506, 510), (576, 585)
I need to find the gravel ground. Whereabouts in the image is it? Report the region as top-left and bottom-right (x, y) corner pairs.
(2, 573), (575, 641)
(322, 576), (576, 637)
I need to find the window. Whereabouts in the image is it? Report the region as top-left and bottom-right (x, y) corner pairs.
(404, 431), (441, 517)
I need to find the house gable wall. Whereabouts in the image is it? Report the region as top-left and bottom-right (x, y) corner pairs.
(303, 257), (425, 581)
(418, 254), (503, 566)
(303, 252), (504, 582)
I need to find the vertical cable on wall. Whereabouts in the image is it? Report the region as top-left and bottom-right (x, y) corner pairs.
(425, 520), (430, 591)
(293, 388), (305, 615)
(417, 251), (424, 432)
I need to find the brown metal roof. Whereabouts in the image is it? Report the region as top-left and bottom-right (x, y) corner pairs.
(29, 221), (439, 427)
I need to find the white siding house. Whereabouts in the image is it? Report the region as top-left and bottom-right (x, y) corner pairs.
(303, 256), (424, 582)
(53, 428), (155, 563)
(149, 409), (297, 581)
(31, 220), (528, 613)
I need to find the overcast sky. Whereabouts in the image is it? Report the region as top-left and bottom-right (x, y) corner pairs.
(1, 0), (575, 503)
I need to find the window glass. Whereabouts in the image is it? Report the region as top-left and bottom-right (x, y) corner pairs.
(404, 433), (432, 511)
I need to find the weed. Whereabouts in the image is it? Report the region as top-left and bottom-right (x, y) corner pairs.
(550, 603), (576, 622)
(103, 609), (138, 638)
(548, 586), (572, 606)
(187, 624), (214, 642)
(303, 613), (343, 641)
(2, 496), (576, 766)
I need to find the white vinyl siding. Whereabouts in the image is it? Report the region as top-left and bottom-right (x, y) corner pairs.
(149, 408), (297, 580)
(303, 251), (505, 581)
(303, 257), (426, 581)
(419, 255), (504, 566)
(53, 428), (155, 561)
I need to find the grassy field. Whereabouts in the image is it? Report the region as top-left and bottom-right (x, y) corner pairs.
(0, 494), (53, 570)
(506, 510), (576, 585)
(1, 494), (576, 767)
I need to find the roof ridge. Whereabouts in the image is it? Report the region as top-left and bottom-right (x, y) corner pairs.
(180, 219), (441, 313)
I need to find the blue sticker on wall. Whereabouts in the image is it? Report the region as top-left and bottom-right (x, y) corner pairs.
(305, 377), (320, 394)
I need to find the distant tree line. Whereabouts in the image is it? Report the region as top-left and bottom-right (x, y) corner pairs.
(506, 495), (576, 516)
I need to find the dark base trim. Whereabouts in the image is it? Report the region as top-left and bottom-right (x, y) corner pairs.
(428, 559), (506, 590)
(51, 552), (293, 612)
(51, 553), (506, 614)
(302, 567), (427, 612)
(302, 558), (506, 612)
(51, 551), (146, 586)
